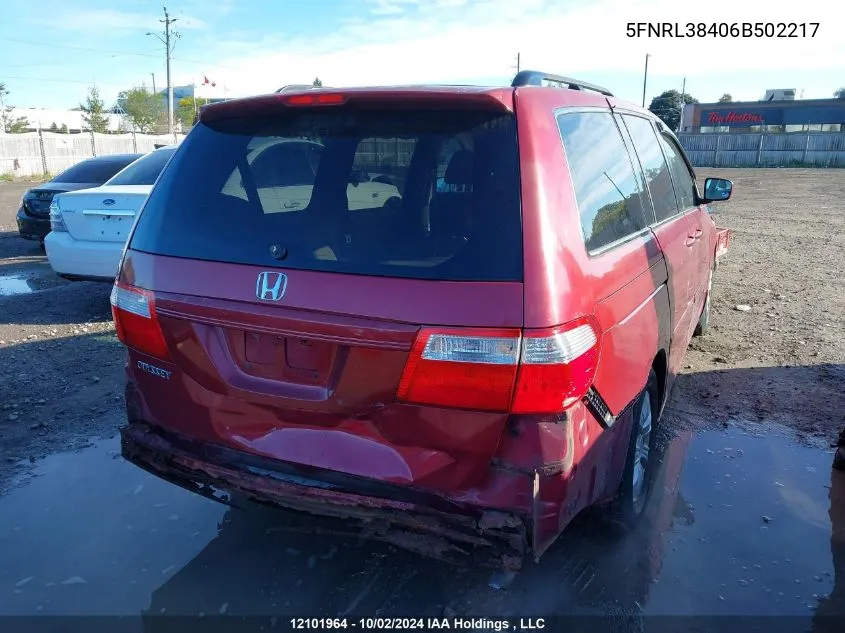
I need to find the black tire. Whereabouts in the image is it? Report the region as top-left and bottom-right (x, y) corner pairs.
(609, 369), (659, 529)
(693, 268), (713, 337)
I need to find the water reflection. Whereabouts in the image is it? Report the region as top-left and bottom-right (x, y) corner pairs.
(811, 466), (845, 632)
(0, 273), (38, 296)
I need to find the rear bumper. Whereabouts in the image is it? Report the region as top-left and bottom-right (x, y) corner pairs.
(16, 208), (50, 241)
(44, 231), (121, 280)
(120, 421), (529, 569)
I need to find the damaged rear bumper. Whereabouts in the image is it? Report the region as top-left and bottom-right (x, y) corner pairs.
(120, 422), (529, 570)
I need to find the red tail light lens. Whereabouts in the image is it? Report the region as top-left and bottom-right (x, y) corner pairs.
(110, 282), (170, 361)
(397, 328), (521, 412)
(284, 93), (347, 106)
(511, 318), (600, 414)
(396, 318), (600, 414)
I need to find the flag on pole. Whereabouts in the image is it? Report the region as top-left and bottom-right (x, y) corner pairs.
(202, 75), (217, 87)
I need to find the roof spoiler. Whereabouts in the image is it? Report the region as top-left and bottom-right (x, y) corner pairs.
(511, 70), (614, 97)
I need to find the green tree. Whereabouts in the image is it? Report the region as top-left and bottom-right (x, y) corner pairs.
(0, 82), (31, 133)
(835, 88), (845, 99)
(176, 95), (204, 129)
(80, 85), (110, 133)
(49, 122), (59, 132)
(119, 85), (165, 134)
(718, 93), (733, 103)
(60, 124), (68, 133)
(313, 77), (323, 87)
(648, 89), (698, 131)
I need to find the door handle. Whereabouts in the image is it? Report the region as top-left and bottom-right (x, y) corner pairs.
(694, 228), (703, 238)
(684, 236), (696, 247)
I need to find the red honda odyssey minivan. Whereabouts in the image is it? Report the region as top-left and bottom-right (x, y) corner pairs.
(113, 71), (733, 570)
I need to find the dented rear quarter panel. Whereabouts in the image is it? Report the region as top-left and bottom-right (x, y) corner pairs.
(514, 89), (673, 551)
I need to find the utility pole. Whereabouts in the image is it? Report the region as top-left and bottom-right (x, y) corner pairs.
(678, 77), (686, 133)
(642, 53), (650, 107)
(512, 53), (521, 74)
(0, 88), (7, 134)
(147, 6), (180, 135)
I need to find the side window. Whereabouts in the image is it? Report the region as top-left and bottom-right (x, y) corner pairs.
(558, 111), (650, 252)
(251, 143), (316, 187)
(436, 137), (473, 193)
(353, 137), (415, 187)
(613, 113), (656, 224)
(623, 115), (679, 223)
(220, 140), (322, 213)
(349, 138), (414, 210)
(658, 134), (696, 210)
(302, 144), (323, 176)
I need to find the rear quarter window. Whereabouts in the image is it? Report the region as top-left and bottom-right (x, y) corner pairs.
(557, 111), (651, 252)
(107, 149), (175, 186)
(129, 107), (523, 282)
(55, 156), (140, 184)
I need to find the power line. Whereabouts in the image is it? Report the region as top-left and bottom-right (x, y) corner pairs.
(3, 61), (92, 69)
(0, 74), (130, 87)
(1, 36), (248, 71)
(1, 37), (162, 59)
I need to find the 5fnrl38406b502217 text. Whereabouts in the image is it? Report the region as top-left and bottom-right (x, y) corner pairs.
(626, 22), (819, 38)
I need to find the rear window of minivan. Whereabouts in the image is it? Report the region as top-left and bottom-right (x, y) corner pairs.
(129, 107), (523, 282)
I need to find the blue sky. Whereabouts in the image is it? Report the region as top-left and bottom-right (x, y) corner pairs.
(1, 0), (842, 111)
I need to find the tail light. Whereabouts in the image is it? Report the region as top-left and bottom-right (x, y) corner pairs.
(511, 318), (599, 413)
(397, 328), (521, 412)
(110, 282), (170, 360)
(49, 199), (67, 232)
(396, 317), (600, 414)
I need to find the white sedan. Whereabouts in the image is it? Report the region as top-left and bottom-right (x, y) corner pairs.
(45, 146), (176, 281)
(46, 139), (402, 281)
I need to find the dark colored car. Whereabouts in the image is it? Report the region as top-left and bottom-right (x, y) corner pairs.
(16, 153), (143, 243)
(113, 72), (733, 570)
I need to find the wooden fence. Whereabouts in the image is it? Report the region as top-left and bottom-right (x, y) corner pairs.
(678, 132), (845, 167)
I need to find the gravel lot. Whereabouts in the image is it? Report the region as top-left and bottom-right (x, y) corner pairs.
(1, 169), (844, 488)
(1, 170), (844, 624)
(0, 181), (124, 491)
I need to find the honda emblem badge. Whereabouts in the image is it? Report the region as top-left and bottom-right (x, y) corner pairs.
(255, 271), (288, 301)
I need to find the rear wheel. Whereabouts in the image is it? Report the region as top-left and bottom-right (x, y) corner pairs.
(693, 268), (713, 337)
(610, 369), (658, 528)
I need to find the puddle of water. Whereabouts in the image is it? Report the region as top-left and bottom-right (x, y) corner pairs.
(442, 424), (845, 622)
(0, 268), (66, 297)
(0, 424), (842, 622)
(0, 274), (37, 296)
(0, 437), (224, 616)
(642, 426), (840, 617)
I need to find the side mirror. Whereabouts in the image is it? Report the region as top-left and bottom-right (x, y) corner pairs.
(702, 177), (733, 203)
